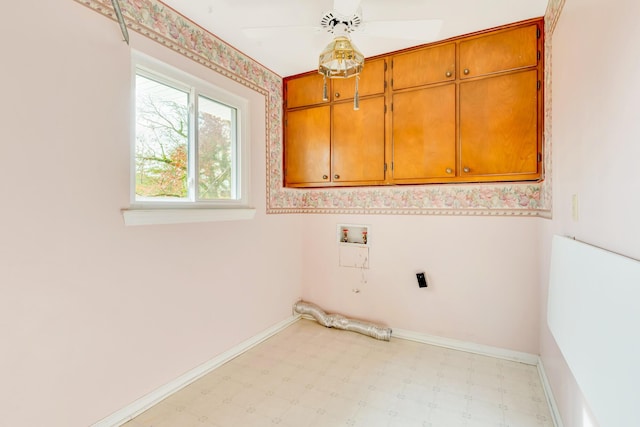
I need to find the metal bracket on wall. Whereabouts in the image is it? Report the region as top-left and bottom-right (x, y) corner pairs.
(111, 0), (130, 44)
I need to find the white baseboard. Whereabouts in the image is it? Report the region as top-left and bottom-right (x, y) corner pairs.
(298, 315), (538, 365)
(537, 356), (564, 427)
(91, 314), (301, 427)
(392, 328), (540, 365)
(93, 316), (563, 427)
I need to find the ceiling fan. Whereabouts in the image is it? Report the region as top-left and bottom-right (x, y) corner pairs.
(243, 0), (442, 109)
(241, 0), (443, 52)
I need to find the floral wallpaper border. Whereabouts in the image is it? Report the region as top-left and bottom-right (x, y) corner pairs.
(541, 0), (566, 219)
(74, 0), (564, 217)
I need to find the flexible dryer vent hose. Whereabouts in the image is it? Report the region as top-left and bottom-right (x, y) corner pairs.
(293, 301), (392, 341)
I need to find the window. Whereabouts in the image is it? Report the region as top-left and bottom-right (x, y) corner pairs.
(124, 54), (253, 225)
(132, 55), (249, 207)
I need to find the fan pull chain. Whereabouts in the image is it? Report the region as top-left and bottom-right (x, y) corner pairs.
(353, 75), (360, 110)
(322, 75), (328, 102)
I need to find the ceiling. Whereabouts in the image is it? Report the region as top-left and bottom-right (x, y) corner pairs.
(159, 0), (548, 77)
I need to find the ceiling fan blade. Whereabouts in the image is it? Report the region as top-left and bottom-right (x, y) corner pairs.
(360, 19), (443, 41)
(242, 25), (322, 40)
(333, 0), (362, 16)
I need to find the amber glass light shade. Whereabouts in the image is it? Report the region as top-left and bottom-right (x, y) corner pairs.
(318, 36), (365, 79)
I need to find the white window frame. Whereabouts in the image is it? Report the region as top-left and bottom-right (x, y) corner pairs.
(123, 52), (254, 225)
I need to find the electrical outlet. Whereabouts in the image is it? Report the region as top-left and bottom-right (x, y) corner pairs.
(416, 272), (427, 288)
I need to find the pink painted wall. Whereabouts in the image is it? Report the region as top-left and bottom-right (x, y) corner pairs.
(301, 214), (542, 354)
(0, 2), (303, 426)
(539, 0), (640, 425)
(5, 1), (636, 427)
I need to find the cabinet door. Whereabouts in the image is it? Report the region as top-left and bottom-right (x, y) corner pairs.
(392, 84), (456, 181)
(460, 70), (539, 178)
(392, 43), (455, 90)
(459, 24), (539, 79)
(285, 106), (331, 185)
(286, 73), (326, 109)
(332, 58), (386, 101)
(332, 97), (385, 183)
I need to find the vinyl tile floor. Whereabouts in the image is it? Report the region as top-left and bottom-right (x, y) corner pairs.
(123, 319), (554, 427)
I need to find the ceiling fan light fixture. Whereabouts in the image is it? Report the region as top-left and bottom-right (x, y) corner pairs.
(318, 35), (364, 79)
(318, 7), (364, 109)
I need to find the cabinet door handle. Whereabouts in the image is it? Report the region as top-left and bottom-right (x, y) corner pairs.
(322, 175), (328, 180)
(463, 167), (470, 173)
(334, 174), (340, 179)
(445, 71), (452, 78)
(334, 92), (340, 98)
(463, 68), (470, 75)
(445, 168), (453, 174)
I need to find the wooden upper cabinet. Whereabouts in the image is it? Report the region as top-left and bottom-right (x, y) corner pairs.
(285, 73), (326, 109)
(332, 97), (386, 183)
(285, 105), (331, 185)
(286, 58), (385, 109)
(283, 18), (543, 188)
(332, 58), (386, 101)
(392, 84), (456, 181)
(459, 24), (539, 79)
(392, 43), (455, 90)
(460, 69), (539, 178)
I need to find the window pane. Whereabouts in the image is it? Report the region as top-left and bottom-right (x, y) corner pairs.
(135, 74), (189, 200)
(198, 95), (236, 200)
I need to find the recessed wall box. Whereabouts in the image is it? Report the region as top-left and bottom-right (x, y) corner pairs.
(337, 224), (370, 269)
(337, 224), (369, 245)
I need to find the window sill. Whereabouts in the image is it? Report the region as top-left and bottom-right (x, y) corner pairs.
(122, 208), (256, 226)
